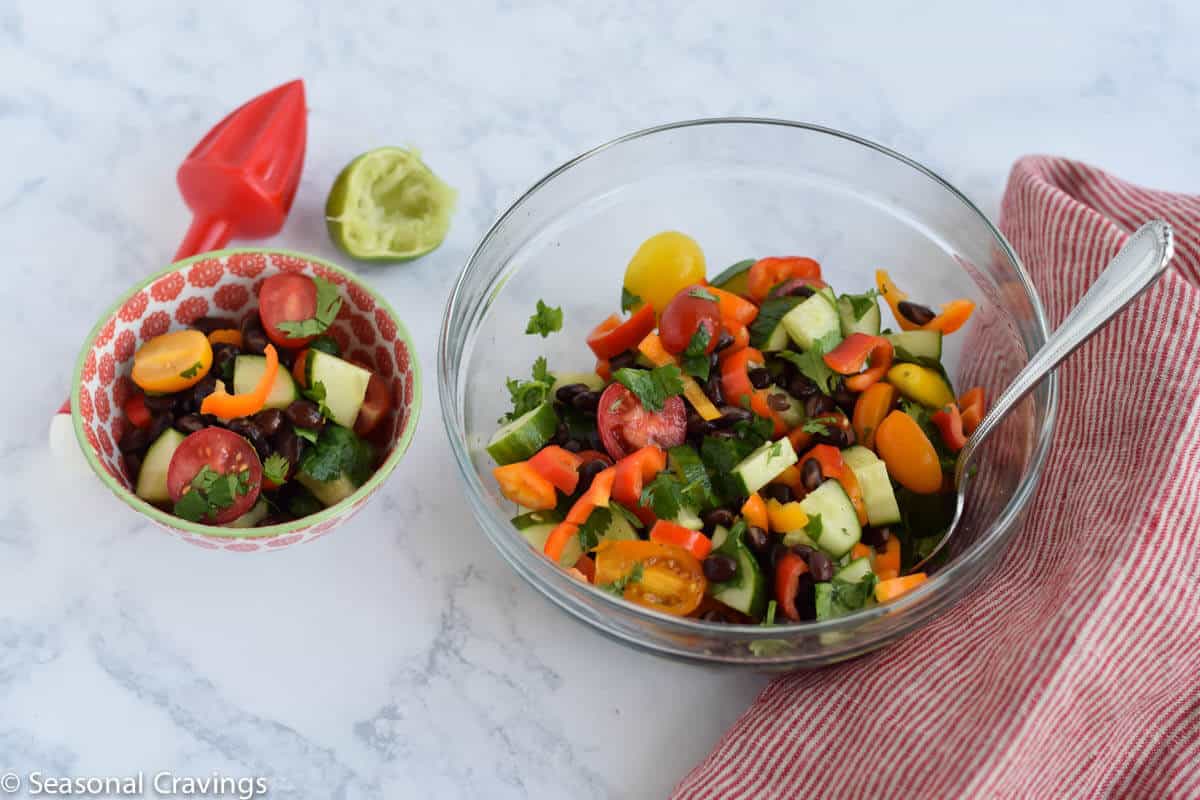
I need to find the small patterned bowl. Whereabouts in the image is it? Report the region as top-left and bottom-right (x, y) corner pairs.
(72, 249), (420, 551)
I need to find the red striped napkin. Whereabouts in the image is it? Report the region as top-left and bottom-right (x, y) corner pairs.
(673, 157), (1200, 800)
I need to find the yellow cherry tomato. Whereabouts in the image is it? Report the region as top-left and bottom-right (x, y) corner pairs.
(874, 410), (943, 494)
(622, 231), (706, 314)
(886, 363), (955, 409)
(131, 330), (213, 394)
(593, 539), (706, 616)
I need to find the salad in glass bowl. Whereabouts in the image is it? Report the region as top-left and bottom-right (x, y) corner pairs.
(486, 231), (986, 625)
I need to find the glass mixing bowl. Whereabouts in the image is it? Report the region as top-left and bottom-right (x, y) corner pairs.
(439, 119), (1056, 667)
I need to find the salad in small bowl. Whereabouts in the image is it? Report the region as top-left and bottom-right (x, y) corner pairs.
(73, 249), (419, 551)
(486, 231), (984, 624)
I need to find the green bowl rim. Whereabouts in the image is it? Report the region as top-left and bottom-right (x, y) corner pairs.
(71, 247), (422, 540)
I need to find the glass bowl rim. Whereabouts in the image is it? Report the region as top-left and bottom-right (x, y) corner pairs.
(439, 117), (1058, 648)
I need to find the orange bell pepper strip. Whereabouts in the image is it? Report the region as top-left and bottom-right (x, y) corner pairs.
(638, 333), (721, 421)
(493, 462), (558, 510)
(200, 344), (278, 419)
(612, 446), (666, 509)
(875, 573), (928, 603)
(748, 257), (822, 302)
(720, 347), (761, 408)
(797, 444), (868, 526)
(741, 493), (769, 532)
(852, 382), (896, 451)
(649, 520), (713, 559)
(207, 328), (244, 348)
(723, 319), (750, 353)
(850, 542), (873, 561)
(708, 287), (759, 325)
(958, 386), (986, 435)
(771, 465), (805, 497)
(874, 536), (901, 581)
(565, 467), (616, 525)
(931, 403), (968, 452)
(823, 333), (894, 392)
(876, 269), (975, 334)
(595, 358), (612, 382)
(543, 521), (579, 563)
(787, 426), (813, 454)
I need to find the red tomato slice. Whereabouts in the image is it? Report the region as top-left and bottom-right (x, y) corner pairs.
(349, 360), (391, 437)
(258, 274), (318, 348)
(123, 393), (152, 429)
(597, 384), (686, 461)
(659, 286), (721, 354)
(166, 428), (263, 524)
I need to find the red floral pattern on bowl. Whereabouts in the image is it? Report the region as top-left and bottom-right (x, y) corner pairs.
(72, 249), (421, 552)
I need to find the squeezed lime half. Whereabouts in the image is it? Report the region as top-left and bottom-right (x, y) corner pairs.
(325, 147), (456, 262)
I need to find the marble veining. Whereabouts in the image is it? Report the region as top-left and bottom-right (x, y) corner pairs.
(2, 1), (1198, 798)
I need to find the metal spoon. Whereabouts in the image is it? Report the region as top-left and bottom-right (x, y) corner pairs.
(910, 219), (1175, 573)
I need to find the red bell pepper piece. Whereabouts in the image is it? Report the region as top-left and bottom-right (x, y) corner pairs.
(775, 551), (810, 621)
(747, 257), (822, 302)
(612, 446), (667, 509)
(823, 333), (894, 392)
(587, 304), (656, 360)
(574, 554), (596, 583)
(720, 347), (764, 410)
(649, 520), (713, 560)
(958, 386), (986, 435)
(931, 403), (968, 452)
(123, 393), (152, 429)
(543, 521), (578, 563)
(708, 287), (759, 325)
(723, 319), (750, 353)
(564, 467), (616, 525)
(528, 445), (584, 494)
(741, 493), (769, 531)
(595, 358), (612, 382)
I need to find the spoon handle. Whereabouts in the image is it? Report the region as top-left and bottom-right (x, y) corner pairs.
(961, 219), (1175, 467)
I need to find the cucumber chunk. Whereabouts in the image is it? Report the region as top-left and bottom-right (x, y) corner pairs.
(135, 428), (186, 503)
(782, 290), (841, 351)
(834, 556), (874, 585)
(514, 511), (582, 567)
(226, 498), (269, 528)
(732, 437), (798, 497)
(841, 446), (902, 526)
(764, 387), (804, 430)
(710, 258), (756, 297)
(671, 505), (704, 531)
(837, 295), (882, 336)
(233, 355), (299, 410)
(486, 402), (558, 465)
(707, 524), (767, 618)
(305, 351), (371, 429)
(749, 296), (803, 351)
(796, 479), (861, 557)
(550, 371), (605, 393)
(669, 445), (717, 512)
(296, 473), (359, 507)
(815, 557), (878, 620)
(885, 330), (943, 361)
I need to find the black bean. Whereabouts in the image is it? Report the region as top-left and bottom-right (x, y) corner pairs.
(832, 381), (858, 415)
(687, 414), (715, 438)
(240, 316), (269, 355)
(714, 406), (752, 427)
(767, 392), (791, 412)
(174, 413), (207, 435)
(703, 553), (738, 582)
(571, 391), (600, 413)
(227, 418), (268, 456)
(212, 342), (240, 375)
(747, 368), (772, 390)
(811, 425), (851, 449)
(801, 458), (823, 492)
(253, 408), (283, 436)
(807, 550), (834, 582)
(794, 573), (817, 621)
(123, 450), (142, 478)
(898, 300), (937, 326)
(142, 393), (177, 413)
(805, 393), (836, 418)
(708, 428), (735, 440)
(790, 543), (814, 561)
(714, 331), (735, 352)
(745, 525), (771, 556)
(120, 428), (151, 457)
(609, 350), (636, 370)
(789, 374), (818, 398)
(147, 412), (174, 441)
(189, 375), (218, 408)
(555, 383), (589, 404)
(192, 316), (237, 335)
(273, 426), (302, 473)
(761, 483), (793, 504)
(586, 431), (606, 452)
(861, 526), (893, 549)
(562, 439), (582, 453)
(769, 279), (816, 299)
(286, 400), (324, 429)
(576, 460), (608, 494)
(257, 514), (291, 527)
(550, 422), (570, 446)
(699, 609), (724, 622)
(768, 540), (792, 572)
(703, 508), (736, 530)
(703, 371), (724, 406)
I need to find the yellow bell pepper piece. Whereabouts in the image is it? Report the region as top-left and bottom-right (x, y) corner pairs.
(886, 364), (955, 409)
(637, 333), (721, 421)
(765, 498), (809, 533)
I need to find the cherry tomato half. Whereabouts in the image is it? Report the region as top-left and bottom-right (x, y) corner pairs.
(166, 428), (263, 524)
(597, 384), (686, 461)
(258, 274), (318, 348)
(593, 539), (707, 616)
(132, 330), (213, 394)
(349, 359), (391, 437)
(659, 286), (721, 354)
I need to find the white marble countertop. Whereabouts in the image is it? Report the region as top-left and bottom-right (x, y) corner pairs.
(3, 2), (1198, 798)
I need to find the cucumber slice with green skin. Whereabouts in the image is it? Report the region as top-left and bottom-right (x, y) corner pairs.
(512, 509), (563, 529)
(749, 296), (803, 351)
(841, 446), (902, 526)
(764, 387), (805, 430)
(602, 509), (639, 541)
(296, 472), (360, 507)
(233, 355), (300, 410)
(710, 258), (756, 297)
(486, 402), (558, 465)
(815, 557), (878, 619)
(305, 351), (371, 429)
(516, 520), (582, 567)
(795, 479), (861, 557)
(732, 437), (798, 496)
(671, 505), (704, 531)
(834, 556), (874, 584)
(707, 524), (768, 618)
(226, 498), (270, 528)
(782, 290), (842, 351)
(669, 445), (718, 512)
(837, 295), (882, 336)
(135, 428), (186, 503)
(550, 371), (605, 393)
(885, 330), (943, 361)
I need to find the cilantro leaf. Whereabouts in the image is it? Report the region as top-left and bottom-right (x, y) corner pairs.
(577, 507), (612, 552)
(601, 562), (644, 596)
(841, 289), (879, 321)
(680, 326), (712, 381)
(831, 572), (878, 610)
(524, 299), (563, 338)
(287, 486), (324, 517)
(774, 331), (842, 395)
(802, 418), (832, 435)
(761, 600), (778, 627)
(275, 276), (343, 338)
(609, 500), (645, 530)
(803, 513), (823, 544)
(621, 287), (642, 313)
(309, 335), (341, 356)
(298, 424), (376, 484)
(294, 426), (320, 444)
(640, 472), (685, 521)
(171, 465), (251, 523)
(501, 356), (555, 423)
(262, 453), (290, 485)
(179, 361), (205, 379)
(303, 381), (335, 421)
(173, 489), (212, 523)
(688, 287), (718, 302)
(613, 364), (684, 412)
(732, 415), (774, 448)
